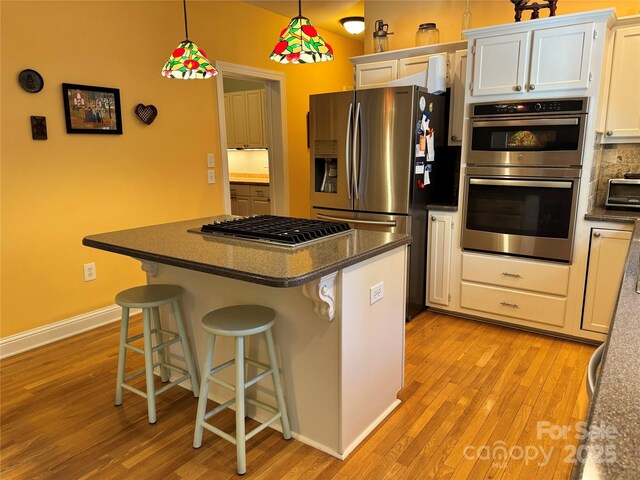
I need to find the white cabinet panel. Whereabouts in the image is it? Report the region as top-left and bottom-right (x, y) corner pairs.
(471, 32), (529, 96)
(245, 90), (266, 148)
(603, 24), (640, 142)
(398, 54), (431, 77)
(355, 60), (397, 90)
(427, 214), (452, 306)
(448, 49), (467, 145)
(225, 90), (267, 148)
(582, 229), (632, 334)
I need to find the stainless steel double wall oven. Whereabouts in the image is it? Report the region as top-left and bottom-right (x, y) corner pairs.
(462, 98), (589, 262)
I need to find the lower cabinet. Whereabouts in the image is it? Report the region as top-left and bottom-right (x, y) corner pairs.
(582, 228), (632, 334)
(230, 183), (270, 216)
(427, 212), (453, 306)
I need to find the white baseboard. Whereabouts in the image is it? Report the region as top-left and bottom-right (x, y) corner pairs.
(0, 305), (139, 359)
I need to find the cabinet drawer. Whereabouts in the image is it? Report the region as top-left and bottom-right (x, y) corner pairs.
(230, 184), (251, 196)
(461, 282), (566, 327)
(462, 253), (569, 296)
(250, 185), (270, 198)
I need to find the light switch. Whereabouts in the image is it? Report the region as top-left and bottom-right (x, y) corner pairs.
(207, 153), (215, 168)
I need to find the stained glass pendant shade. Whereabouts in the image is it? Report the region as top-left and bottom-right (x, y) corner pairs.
(270, 0), (333, 64)
(161, 0), (217, 79)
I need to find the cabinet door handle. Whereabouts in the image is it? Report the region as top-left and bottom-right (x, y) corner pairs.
(431, 215), (437, 221)
(593, 232), (601, 238)
(529, 84), (536, 90)
(451, 135), (458, 141)
(606, 131), (613, 136)
(502, 272), (521, 278)
(500, 301), (519, 308)
(515, 85), (522, 91)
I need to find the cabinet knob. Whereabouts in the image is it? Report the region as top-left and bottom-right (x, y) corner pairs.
(529, 84), (536, 90)
(431, 216), (437, 221)
(451, 135), (458, 141)
(515, 85), (522, 91)
(594, 232), (601, 238)
(606, 131), (613, 137)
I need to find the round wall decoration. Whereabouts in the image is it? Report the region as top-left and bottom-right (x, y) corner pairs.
(18, 69), (44, 93)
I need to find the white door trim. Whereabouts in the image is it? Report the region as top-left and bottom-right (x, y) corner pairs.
(214, 61), (289, 216)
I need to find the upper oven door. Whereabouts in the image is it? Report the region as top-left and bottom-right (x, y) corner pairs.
(468, 116), (586, 168)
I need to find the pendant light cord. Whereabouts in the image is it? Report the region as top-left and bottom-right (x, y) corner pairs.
(298, 0), (301, 17)
(183, 0), (189, 40)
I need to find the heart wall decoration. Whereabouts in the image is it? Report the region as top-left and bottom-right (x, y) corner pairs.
(135, 104), (158, 125)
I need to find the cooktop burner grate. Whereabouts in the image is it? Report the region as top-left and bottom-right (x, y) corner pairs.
(199, 215), (351, 246)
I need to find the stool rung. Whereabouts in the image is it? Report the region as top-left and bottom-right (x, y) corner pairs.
(124, 367), (147, 382)
(246, 412), (281, 441)
(155, 374), (189, 395)
(156, 328), (179, 338)
(164, 363), (187, 375)
(245, 358), (270, 371)
(210, 376), (235, 392)
(204, 398), (235, 421)
(247, 397), (278, 415)
(126, 332), (145, 343)
(201, 421), (237, 445)
(209, 359), (235, 376)
(121, 382), (147, 398)
(124, 343), (144, 354)
(152, 336), (181, 352)
(245, 368), (274, 389)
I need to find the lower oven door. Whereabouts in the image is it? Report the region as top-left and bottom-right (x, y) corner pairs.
(462, 173), (579, 262)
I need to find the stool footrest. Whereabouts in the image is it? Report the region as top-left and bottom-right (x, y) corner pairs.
(155, 374), (189, 396)
(121, 383), (148, 398)
(209, 359), (235, 376)
(245, 369), (274, 389)
(246, 412), (281, 441)
(204, 398), (236, 421)
(246, 397), (278, 415)
(210, 376), (235, 392)
(152, 336), (181, 353)
(200, 421), (237, 445)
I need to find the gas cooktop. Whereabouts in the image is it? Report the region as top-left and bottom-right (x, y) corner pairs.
(196, 215), (352, 247)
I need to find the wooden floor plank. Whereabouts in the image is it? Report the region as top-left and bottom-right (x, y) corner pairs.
(0, 310), (593, 479)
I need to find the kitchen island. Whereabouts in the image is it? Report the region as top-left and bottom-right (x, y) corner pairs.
(83, 216), (411, 459)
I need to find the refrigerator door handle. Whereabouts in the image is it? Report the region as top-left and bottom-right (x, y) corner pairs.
(346, 102), (353, 200)
(352, 102), (361, 200)
(316, 213), (397, 227)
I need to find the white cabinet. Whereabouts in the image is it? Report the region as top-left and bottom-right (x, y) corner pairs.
(427, 212), (453, 306)
(230, 183), (270, 216)
(448, 49), (467, 146)
(355, 60), (398, 89)
(470, 23), (594, 96)
(582, 228), (632, 334)
(224, 90), (267, 148)
(601, 21), (640, 142)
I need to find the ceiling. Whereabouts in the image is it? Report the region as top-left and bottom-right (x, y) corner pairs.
(243, 0), (365, 39)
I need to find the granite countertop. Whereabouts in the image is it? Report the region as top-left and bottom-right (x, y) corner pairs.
(585, 206), (640, 224)
(572, 219), (640, 479)
(426, 203), (458, 212)
(229, 176), (270, 185)
(82, 216), (411, 288)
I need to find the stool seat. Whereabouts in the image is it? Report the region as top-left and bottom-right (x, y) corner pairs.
(116, 284), (183, 308)
(202, 305), (275, 337)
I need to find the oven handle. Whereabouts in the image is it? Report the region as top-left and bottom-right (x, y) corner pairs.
(469, 178), (572, 189)
(472, 118), (579, 127)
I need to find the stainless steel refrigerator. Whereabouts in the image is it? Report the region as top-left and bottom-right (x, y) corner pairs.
(309, 85), (460, 319)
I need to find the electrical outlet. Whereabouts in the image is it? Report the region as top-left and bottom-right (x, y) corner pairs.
(207, 169), (215, 184)
(207, 153), (215, 168)
(83, 262), (96, 282)
(370, 282), (384, 305)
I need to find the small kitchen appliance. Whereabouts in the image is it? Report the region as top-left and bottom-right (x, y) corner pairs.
(606, 179), (640, 209)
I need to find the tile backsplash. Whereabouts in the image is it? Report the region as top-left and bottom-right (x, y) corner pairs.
(595, 143), (640, 207)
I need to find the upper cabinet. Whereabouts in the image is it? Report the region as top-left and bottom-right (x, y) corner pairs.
(600, 17), (640, 143)
(470, 23), (594, 96)
(224, 89), (267, 149)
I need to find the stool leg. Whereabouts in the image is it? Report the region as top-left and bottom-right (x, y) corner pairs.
(142, 308), (157, 424)
(193, 333), (216, 448)
(115, 307), (130, 406)
(265, 328), (292, 440)
(171, 300), (200, 397)
(235, 336), (247, 475)
(152, 306), (170, 383)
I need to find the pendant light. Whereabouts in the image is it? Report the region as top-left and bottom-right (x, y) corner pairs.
(270, 0), (333, 64)
(161, 0), (217, 79)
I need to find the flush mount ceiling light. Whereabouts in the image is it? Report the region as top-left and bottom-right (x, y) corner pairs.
(270, 0), (334, 64)
(340, 16), (365, 35)
(161, 0), (217, 79)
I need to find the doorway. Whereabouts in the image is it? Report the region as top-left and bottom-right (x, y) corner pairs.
(214, 61), (289, 216)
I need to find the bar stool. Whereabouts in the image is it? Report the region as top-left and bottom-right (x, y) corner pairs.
(115, 284), (200, 424)
(193, 305), (291, 475)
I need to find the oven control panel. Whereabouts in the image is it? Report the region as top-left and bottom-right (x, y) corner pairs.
(472, 98), (588, 117)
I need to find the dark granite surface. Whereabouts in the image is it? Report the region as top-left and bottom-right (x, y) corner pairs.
(83, 216), (411, 288)
(585, 206), (640, 224)
(426, 203), (458, 212)
(572, 220), (640, 479)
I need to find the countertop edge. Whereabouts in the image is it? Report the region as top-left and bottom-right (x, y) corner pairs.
(82, 236), (411, 288)
(585, 207), (639, 224)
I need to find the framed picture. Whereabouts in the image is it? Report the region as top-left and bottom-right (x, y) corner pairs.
(62, 83), (122, 134)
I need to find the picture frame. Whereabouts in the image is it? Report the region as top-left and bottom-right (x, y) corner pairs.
(62, 83), (123, 134)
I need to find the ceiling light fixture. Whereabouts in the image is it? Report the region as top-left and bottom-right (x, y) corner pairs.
(340, 16), (365, 35)
(270, 0), (334, 64)
(161, 0), (217, 79)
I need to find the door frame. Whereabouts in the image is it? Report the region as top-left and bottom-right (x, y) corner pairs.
(214, 61), (289, 215)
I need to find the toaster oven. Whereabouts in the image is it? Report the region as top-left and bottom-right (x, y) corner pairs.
(606, 179), (640, 209)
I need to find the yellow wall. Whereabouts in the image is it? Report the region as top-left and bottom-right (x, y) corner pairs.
(0, 1), (361, 337)
(364, 1), (640, 53)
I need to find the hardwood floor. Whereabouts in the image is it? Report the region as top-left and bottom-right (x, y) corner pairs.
(0, 311), (594, 479)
